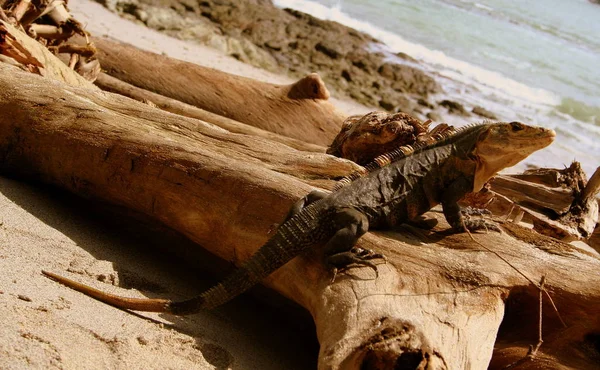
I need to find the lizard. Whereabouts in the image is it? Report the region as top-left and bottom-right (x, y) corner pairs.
(42, 121), (555, 315)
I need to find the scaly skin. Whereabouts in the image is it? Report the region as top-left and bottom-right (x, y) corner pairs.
(43, 121), (555, 315)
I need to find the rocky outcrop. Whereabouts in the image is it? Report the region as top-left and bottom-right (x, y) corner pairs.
(91, 0), (442, 117)
(472, 105), (498, 120)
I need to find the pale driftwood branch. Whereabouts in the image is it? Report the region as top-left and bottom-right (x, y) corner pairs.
(591, 225), (600, 253)
(0, 6), (10, 22)
(1, 65), (600, 369)
(94, 72), (326, 154)
(468, 169), (598, 241)
(0, 19), (96, 88)
(582, 166), (600, 203)
(8, 0), (30, 22)
(489, 175), (573, 214)
(92, 37), (347, 146)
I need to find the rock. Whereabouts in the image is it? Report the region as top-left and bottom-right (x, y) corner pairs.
(378, 62), (441, 96)
(426, 111), (443, 122)
(417, 98), (435, 109)
(438, 100), (470, 116)
(143, 6), (187, 30)
(327, 111), (430, 165)
(315, 40), (345, 59)
(472, 106), (498, 120)
(379, 98), (395, 111)
(394, 95), (416, 114)
(226, 37), (279, 71)
(395, 52), (418, 63)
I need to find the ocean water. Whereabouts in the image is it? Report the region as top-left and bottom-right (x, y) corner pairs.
(273, 0), (600, 175)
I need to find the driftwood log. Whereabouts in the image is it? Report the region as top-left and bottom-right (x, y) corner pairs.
(2, 64), (600, 369)
(94, 72), (325, 153)
(92, 37), (346, 146)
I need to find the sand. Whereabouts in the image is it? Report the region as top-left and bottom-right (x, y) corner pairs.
(0, 0), (373, 368)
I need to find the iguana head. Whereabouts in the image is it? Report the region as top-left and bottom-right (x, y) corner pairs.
(472, 121), (556, 191)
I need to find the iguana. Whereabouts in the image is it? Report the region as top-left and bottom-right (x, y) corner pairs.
(42, 121), (555, 315)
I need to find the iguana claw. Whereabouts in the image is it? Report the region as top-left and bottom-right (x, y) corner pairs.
(327, 247), (387, 283)
(462, 218), (502, 233)
(461, 206), (492, 217)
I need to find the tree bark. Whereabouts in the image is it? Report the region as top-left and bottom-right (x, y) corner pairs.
(92, 37), (347, 147)
(1, 64), (600, 369)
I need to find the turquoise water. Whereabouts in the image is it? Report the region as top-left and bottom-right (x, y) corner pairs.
(273, 0), (600, 175)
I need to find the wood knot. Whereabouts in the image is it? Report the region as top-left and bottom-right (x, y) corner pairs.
(288, 73), (330, 100)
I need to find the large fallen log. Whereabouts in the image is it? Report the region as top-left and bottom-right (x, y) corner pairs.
(1, 64), (600, 369)
(92, 37), (347, 146)
(94, 71), (325, 153)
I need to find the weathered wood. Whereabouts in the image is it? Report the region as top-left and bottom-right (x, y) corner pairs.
(92, 37), (347, 146)
(582, 166), (600, 203)
(489, 175), (574, 214)
(590, 224), (600, 253)
(0, 19), (96, 88)
(94, 72), (325, 153)
(1, 65), (600, 369)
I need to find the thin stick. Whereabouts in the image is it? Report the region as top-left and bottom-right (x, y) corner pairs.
(526, 276), (545, 360)
(501, 277), (544, 369)
(463, 223), (565, 327)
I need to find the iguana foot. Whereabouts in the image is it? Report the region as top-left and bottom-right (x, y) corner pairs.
(461, 206), (492, 217)
(328, 246), (386, 283)
(460, 217), (501, 233)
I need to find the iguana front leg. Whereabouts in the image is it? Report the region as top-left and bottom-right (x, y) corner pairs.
(441, 176), (500, 232)
(324, 208), (384, 282)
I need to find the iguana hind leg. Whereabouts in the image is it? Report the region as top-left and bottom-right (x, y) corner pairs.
(324, 208), (385, 282)
(269, 190), (329, 234)
(285, 190), (328, 221)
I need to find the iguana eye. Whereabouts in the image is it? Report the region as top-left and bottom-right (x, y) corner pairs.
(509, 122), (524, 131)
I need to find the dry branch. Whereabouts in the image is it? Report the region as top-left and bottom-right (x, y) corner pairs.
(92, 37), (347, 146)
(1, 65), (600, 369)
(486, 164), (599, 241)
(0, 19), (96, 87)
(489, 175), (573, 214)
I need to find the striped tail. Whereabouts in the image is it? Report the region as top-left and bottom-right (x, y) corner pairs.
(168, 202), (327, 314)
(43, 202), (328, 315)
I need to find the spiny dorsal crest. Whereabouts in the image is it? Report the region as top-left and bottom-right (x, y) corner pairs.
(331, 122), (489, 191)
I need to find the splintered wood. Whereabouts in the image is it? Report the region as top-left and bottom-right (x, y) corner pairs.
(0, 0), (99, 82)
(0, 19), (96, 87)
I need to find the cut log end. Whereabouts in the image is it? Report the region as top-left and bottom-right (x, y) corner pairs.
(288, 73), (330, 100)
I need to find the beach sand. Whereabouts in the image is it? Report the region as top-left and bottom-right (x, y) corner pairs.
(0, 1), (373, 368)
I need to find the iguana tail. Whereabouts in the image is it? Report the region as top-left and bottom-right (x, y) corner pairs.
(43, 202), (328, 315)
